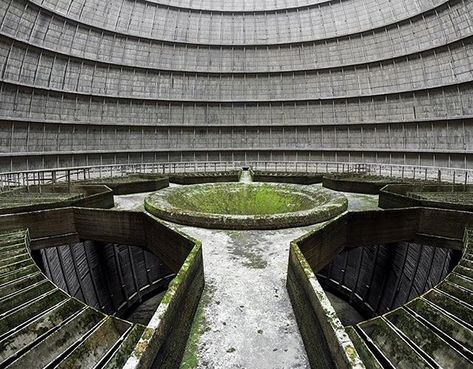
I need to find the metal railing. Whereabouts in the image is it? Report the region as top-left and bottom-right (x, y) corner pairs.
(0, 161), (472, 189)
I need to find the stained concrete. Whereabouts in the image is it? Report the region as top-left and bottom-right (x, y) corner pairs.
(124, 292), (167, 325)
(325, 292), (365, 326)
(114, 192), (153, 211)
(113, 185), (380, 369)
(175, 224), (315, 369)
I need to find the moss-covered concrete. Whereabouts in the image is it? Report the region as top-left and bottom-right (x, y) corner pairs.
(380, 183), (473, 211)
(168, 171), (240, 185)
(323, 173), (438, 194)
(0, 184), (113, 214)
(78, 174), (169, 195)
(145, 183), (347, 230)
(252, 171), (324, 185)
(287, 243), (365, 369)
(125, 241), (204, 369)
(0, 212), (204, 369)
(179, 284), (215, 369)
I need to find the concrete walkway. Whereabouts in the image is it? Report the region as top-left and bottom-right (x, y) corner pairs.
(114, 186), (379, 369)
(177, 225), (315, 369)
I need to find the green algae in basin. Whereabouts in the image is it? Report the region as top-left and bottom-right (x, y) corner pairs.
(144, 183), (347, 230)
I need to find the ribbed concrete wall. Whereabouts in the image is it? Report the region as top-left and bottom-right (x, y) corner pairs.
(0, 0), (471, 170)
(318, 241), (457, 318)
(39, 240), (173, 317)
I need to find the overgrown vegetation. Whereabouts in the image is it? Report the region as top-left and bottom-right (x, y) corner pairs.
(163, 183), (321, 216)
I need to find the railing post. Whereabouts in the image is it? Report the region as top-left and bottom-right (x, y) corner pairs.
(438, 169), (441, 183)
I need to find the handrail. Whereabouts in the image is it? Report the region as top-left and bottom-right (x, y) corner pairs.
(0, 161), (471, 189)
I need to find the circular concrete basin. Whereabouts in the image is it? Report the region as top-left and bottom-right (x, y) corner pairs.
(144, 183), (347, 229)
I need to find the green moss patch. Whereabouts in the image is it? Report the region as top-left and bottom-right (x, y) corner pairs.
(145, 183), (347, 230)
(408, 191), (473, 205)
(166, 183), (317, 216)
(0, 190), (84, 209)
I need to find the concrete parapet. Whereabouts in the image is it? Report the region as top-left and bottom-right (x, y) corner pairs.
(0, 208), (204, 369)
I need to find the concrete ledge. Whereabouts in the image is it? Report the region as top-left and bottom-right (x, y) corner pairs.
(79, 174), (169, 195)
(288, 207), (473, 368)
(168, 171), (240, 184)
(287, 241), (365, 369)
(0, 208), (205, 369)
(253, 170), (324, 184)
(379, 183), (473, 212)
(322, 174), (403, 194)
(0, 184), (114, 214)
(322, 174), (439, 194)
(125, 241), (204, 369)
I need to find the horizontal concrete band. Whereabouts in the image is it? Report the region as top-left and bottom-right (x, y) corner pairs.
(2, 36), (472, 101)
(2, 0), (470, 73)
(2, 154), (471, 175)
(71, 0), (344, 14)
(27, 0), (446, 45)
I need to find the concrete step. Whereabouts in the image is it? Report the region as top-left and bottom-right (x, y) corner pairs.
(0, 259), (35, 276)
(0, 264), (40, 287)
(345, 326), (383, 369)
(0, 228), (148, 369)
(0, 245), (28, 258)
(56, 316), (132, 369)
(407, 298), (473, 354)
(102, 324), (146, 369)
(385, 307), (471, 369)
(358, 317), (433, 369)
(0, 273), (43, 299)
(423, 289), (473, 327)
(0, 298), (84, 365)
(0, 280), (55, 316)
(0, 289), (69, 338)
(0, 253), (31, 268)
(5, 308), (105, 369)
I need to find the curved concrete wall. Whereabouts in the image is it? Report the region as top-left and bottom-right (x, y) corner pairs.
(318, 241), (457, 318)
(39, 240), (173, 317)
(0, 0), (471, 170)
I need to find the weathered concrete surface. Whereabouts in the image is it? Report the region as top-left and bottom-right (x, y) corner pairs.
(125, 292), (167, 325)
(114, 186), (380, 369)
(114, 192), (154, 211)
(176, 225), (314, 369)
(325, 292), (365, 326)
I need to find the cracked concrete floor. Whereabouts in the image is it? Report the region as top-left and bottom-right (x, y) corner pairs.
(114, 185), (379, 369)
